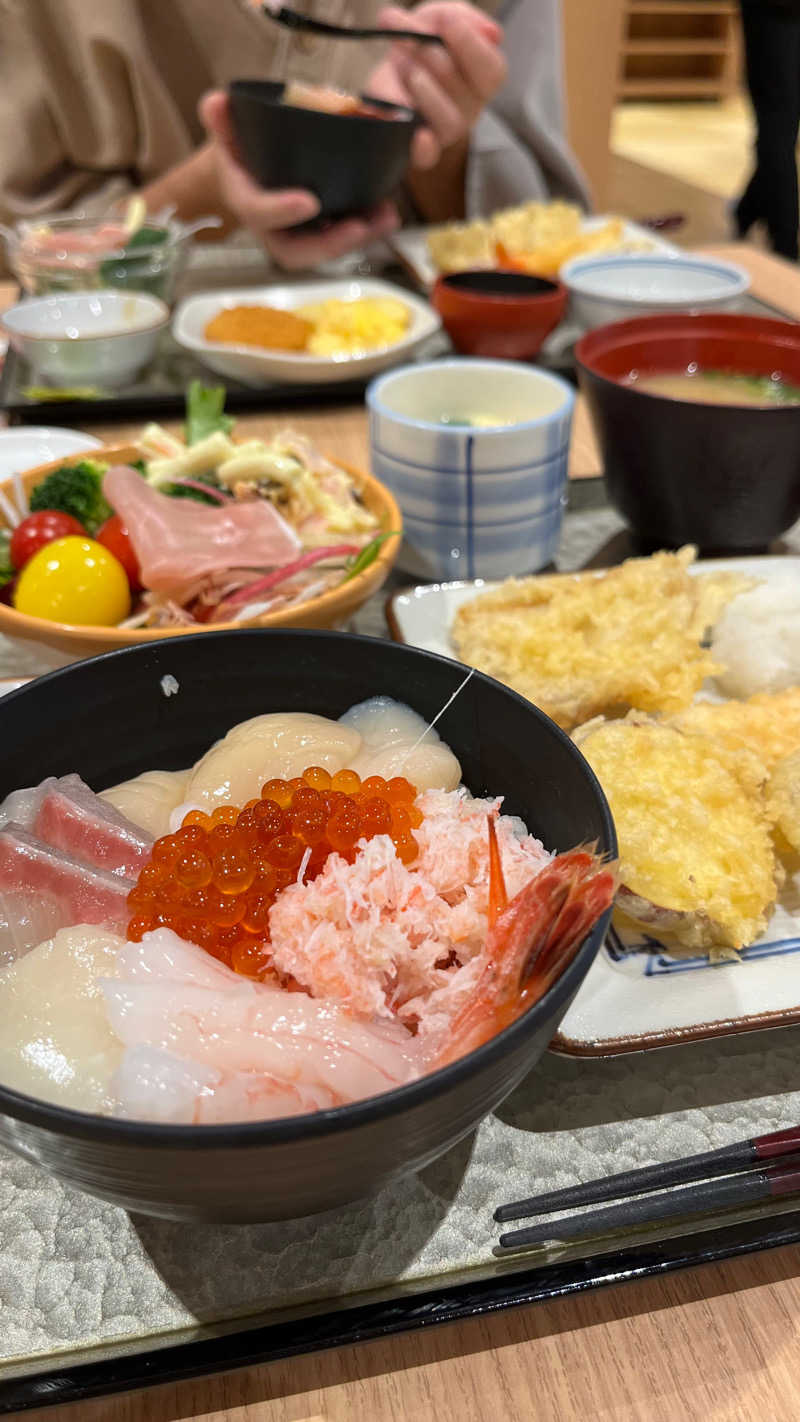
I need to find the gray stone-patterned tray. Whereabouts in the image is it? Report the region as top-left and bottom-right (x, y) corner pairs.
(3, 490), (800, 1410)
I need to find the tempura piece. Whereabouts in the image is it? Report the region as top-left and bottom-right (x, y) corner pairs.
(426, 217), (494, 274)
(575, 716), (777, 952)
(452, 547), (749, 731)
(766, 748), (800, 853)
(670, 687), (800, 778)
(426, 201), (643, 278)
(0, 925), (124, 1112)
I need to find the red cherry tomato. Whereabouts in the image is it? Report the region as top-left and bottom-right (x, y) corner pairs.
(95, 514), (142, 591)
(10, 511), (86, 570)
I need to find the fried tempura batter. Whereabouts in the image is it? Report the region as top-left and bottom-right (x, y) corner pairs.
(669, 687), (800, 777)
(427, 200), (639, 278)
(575, 716), (777, 952)
(766, 748), (800, 853)
(451, 547), (750, 730)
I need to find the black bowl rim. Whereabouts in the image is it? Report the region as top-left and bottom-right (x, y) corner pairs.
(575, 310), (800, 412)
(228, 78), (417, 127)
(0, 628), (615, 1149)
(437, 270), (563, 302)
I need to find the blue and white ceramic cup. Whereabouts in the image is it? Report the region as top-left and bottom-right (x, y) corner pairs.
(367, 359), (575, 581)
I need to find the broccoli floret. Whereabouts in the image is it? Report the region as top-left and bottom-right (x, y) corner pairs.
(28, 459), (112, 533)
(0, 530), (14, 588)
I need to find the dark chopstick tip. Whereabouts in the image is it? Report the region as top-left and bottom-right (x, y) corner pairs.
(494, 1203), (524, 1223)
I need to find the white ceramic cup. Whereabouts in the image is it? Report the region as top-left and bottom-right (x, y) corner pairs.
(367, 359), (575, 581)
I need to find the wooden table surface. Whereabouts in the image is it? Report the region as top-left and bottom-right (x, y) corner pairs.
(6, 240), (800, 1422)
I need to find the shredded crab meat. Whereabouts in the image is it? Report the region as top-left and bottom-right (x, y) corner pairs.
(268, 789), (550, 1032)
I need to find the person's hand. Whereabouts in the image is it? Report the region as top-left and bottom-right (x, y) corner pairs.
(199, 90), (399, 269)
(368, 2), (507, 171)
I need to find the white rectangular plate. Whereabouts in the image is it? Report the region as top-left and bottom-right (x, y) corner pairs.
(172, 277), (441, 387)
(388, 556), (800, 1054)
(390, 215), (681, 291)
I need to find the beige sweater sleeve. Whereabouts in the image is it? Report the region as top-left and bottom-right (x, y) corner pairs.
(0, 0), (197, 255)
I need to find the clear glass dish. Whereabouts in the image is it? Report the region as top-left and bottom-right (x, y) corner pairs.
(0, 211), (219, 304)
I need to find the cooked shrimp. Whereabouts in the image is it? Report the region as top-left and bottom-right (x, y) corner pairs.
(432, 819), (617, 1068)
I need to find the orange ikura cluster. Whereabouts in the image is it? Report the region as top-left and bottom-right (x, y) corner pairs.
(126, 767), (421, 980)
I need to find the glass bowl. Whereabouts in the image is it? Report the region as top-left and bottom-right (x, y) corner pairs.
(0, 212), (218, 304)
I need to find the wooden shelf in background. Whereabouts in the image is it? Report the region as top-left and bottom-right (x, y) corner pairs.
(620, 0), (741, 100)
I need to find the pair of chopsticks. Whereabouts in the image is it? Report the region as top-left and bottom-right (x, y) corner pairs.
(495, 1126), (800, 1252)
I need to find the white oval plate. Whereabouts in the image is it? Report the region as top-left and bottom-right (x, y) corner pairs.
(172, 277), (442, 387)
(388, 556), (800, 1055)
(0, 427), (103, 482)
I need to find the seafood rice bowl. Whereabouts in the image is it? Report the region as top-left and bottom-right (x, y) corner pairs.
(0, 630), (615, 1221)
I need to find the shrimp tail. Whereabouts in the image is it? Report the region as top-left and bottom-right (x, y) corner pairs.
(434, 820), (617, 1067)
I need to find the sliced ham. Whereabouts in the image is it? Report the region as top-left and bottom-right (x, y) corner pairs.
(103, 465), (301, 593)
(0, 825), (132, 966)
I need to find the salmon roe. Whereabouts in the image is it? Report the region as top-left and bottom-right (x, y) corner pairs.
(126, 769), (420, 976)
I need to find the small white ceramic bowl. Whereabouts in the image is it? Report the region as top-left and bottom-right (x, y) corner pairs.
(0, 290), (169, 387)
(367, 358), (575, 581)
(561, 253), (750, 332)
(173, 278), (442, 387)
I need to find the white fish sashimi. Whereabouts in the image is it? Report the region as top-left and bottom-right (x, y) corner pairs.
(0, 925), (124, 1112)
(184, 712), (362, 812)
(102, 930), (421, 1123)
(100, 768), (190, 838)
(340, 696), (461, 790)
(112, 1044), (339, 1123)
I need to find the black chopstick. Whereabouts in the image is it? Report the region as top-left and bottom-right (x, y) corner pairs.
(496, 1159), (800, 1252)
(267, 6), (446, 46)
(495, 1125), (800, 1223)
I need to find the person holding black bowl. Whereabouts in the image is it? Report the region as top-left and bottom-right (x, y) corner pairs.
(0, 0), (589, 273)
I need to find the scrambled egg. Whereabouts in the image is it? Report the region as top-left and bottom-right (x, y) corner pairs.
(451, 547), (750, 731)
(296, 297), (410, 357)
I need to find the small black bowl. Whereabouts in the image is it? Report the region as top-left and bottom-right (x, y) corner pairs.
(229, 79), (416, 223)
(576, 312), (800, 553)
(0, 629), (614, 1223)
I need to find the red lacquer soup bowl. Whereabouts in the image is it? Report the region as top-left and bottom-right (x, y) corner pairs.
(576, 312), (800, 551)
(433, 270), (567, 360)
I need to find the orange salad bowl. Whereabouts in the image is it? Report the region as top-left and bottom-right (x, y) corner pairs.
(0, 445), (402, 661)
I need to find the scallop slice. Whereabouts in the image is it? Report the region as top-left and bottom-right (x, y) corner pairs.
(340, 696), (461, 791)
(0, 924), (125, 1113)
(101, 769), (190, 839)
(184, 713), (362, 812)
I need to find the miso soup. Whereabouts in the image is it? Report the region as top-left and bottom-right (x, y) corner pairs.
(625, 369), (800, 406)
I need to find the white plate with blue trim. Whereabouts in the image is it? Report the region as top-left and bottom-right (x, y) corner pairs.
(389, 555), (800, 1054)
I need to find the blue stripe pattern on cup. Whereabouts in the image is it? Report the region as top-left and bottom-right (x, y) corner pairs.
(367, 359), (576, 582)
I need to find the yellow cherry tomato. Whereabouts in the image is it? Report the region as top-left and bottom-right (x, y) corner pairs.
(14, 536), (131, 626)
